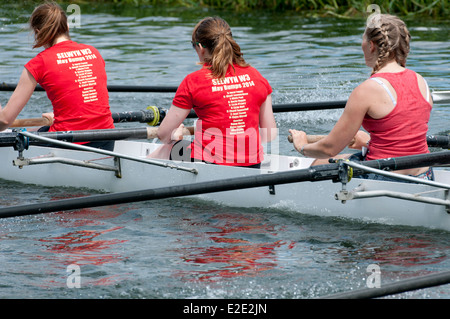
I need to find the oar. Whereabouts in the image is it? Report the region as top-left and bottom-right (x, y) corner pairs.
(0, 126), (195, 147)
(432, 90), (450, 103)
(287, 134), (450, 149)
(0, 150), (449, 218)
(2, 82), (450, 102)
(321, 270), (450, 299)
(10, 106), (165, 128)
(2, 82), (449, 113)
(0, 82), (178, 93)
(185, 100), (348, 118)
(10, 117), (51, 128)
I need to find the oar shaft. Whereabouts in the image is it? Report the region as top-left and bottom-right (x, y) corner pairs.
(0, 127), (194, 147)
(288, 134), (450, 149)
(0, 150), (449, 218)
(186, 100), (348, 118)
(0, 162), (336, 218)
(111, 107), (164, 126)
(10, 108), (165, 128)
(322, 271), (450, 299)
(2, 82), (448, 102)
(0, 82), (178, 93)
(2, 82), (448, 114)
(33, 126), (194, 143)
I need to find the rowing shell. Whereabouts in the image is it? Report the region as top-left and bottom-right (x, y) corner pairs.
(0, 138), (449, 231)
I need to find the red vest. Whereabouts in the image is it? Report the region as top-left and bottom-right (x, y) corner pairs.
(173, 63), (272, 166)
(362, 69), (431, 160)
(25, 41), (114, 132)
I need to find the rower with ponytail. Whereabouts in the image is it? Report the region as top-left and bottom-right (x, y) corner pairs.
(192, 17), (249, 79)
(154, 17), (277, 168)
(0, 1), (114, 150)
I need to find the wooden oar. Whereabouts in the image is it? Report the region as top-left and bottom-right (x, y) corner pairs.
(0, 150), (449, 219)
(11, 117), (51, 128)
(10, 107), (165, 128)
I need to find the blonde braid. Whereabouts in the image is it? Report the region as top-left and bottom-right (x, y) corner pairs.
(372, 25), (392, 74)
(365, 14), (410, 75)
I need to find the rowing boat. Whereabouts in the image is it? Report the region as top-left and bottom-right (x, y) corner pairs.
(0, 129), (449, 231)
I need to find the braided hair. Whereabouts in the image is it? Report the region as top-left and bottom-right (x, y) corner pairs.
(365, 14), (411, 75)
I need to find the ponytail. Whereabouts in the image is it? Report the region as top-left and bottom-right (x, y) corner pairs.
(192, 17), (249, 79)
(30, 1), (70, 49)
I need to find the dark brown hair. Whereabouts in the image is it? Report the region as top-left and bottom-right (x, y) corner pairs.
(192, 17), (249, 79)
(365, 14), (411, 75)
(29, 1), (70, 48)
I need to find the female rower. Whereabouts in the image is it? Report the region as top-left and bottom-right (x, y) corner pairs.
(289, 14), (434, 181)
(0, 2), (115, 150)
(151, 16), (277, 168)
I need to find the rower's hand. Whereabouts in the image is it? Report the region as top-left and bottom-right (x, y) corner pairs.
(348, 130), (370, 150)
(289, 129), (308, 153)
(171, 123), (185, 142)
(42, 112), (54, 126)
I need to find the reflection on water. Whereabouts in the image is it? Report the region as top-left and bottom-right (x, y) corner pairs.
(38, 226), (127, 266)
(373, 236), (447, 268)
(172, 213), (291, 282)
(0, 3), (449, 298)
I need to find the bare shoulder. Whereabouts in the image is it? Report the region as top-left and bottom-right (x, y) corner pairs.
(347, 79), (382, 108)
(414, 71), (429, 88)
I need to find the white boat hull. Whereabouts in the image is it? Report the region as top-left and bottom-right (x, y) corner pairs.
(1, 140), (449, 231)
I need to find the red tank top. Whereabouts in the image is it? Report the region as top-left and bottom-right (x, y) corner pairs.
(362, 69), (431, 160)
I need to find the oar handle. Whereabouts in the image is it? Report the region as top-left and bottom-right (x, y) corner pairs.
(288, 134), (347, 143)
(146, 126), (194, 139)
(288, 134), (450, 150)
(288, 134), (356, 146)
(10, 117), (51, 128)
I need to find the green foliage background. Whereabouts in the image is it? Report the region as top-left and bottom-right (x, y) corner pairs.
(88, 0), (448, 18)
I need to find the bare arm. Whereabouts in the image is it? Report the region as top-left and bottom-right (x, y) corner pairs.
(290, 81), (374, 158)
(0, 68), (37, 131)
(157, 104), (191, 144)
(259, 94), (277, 143)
